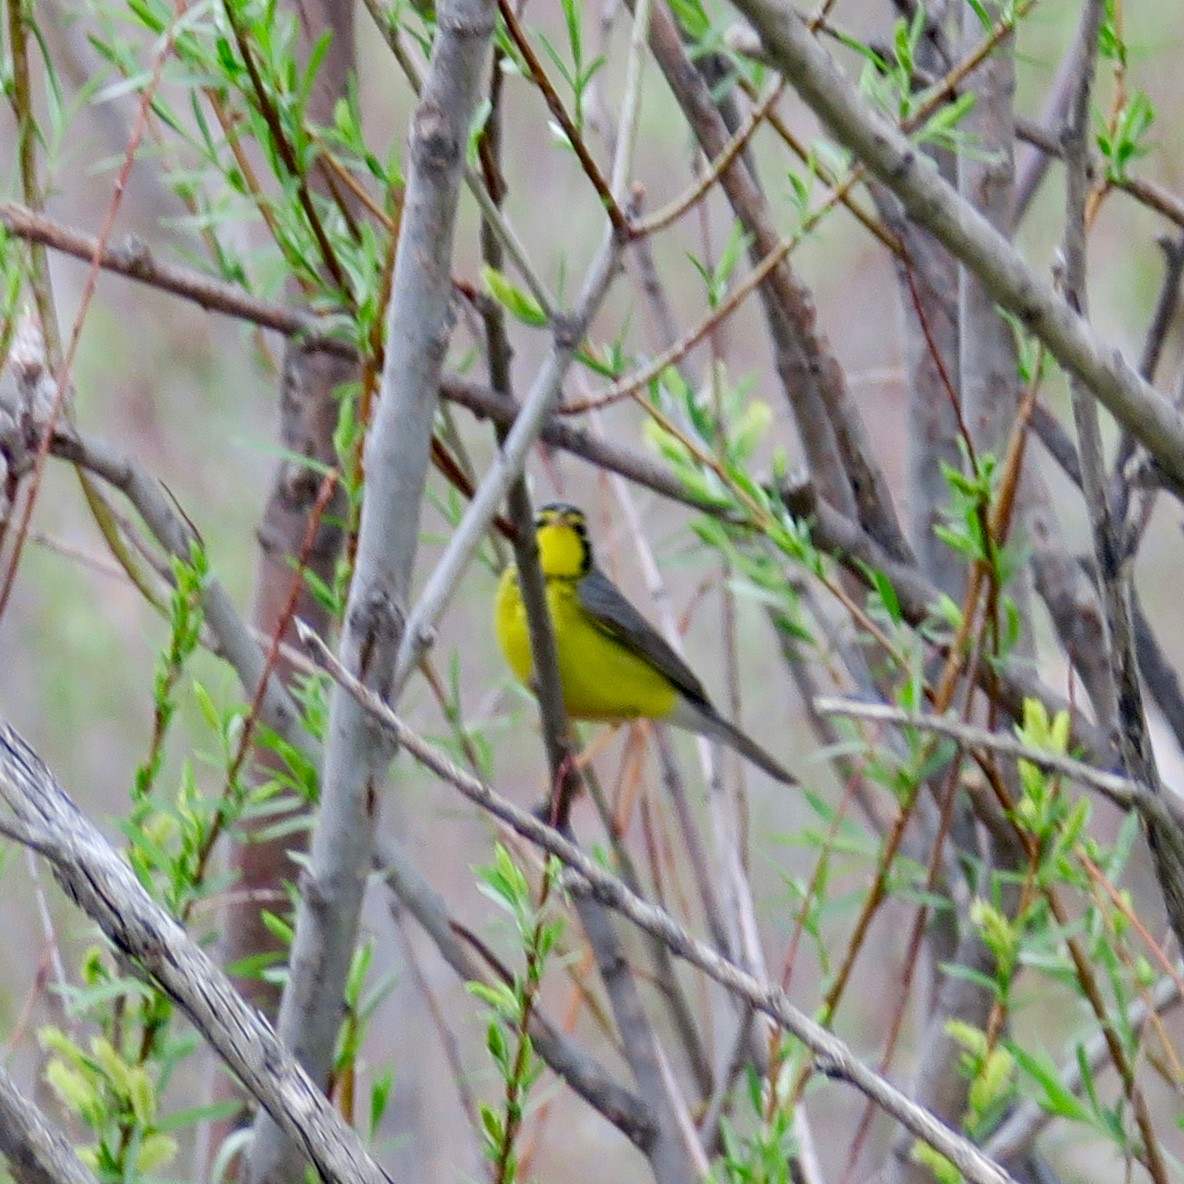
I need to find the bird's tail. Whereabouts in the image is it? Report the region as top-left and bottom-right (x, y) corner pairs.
(668, 699), (797, 785)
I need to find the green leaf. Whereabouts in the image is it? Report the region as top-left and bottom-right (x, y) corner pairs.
(918, 92), (976, 146)
(864, 564), (902, 626)
(137, 1132), (179, 1172)
(1009, 1043), (1092, 1122)
(369, 1070), (394, 1138)
(480, 1101), (504, 1145)
(482, 265), (547, 327)
(965, 0), (992, 32)
(467, 979), (519, 1018)
(487, 1018), (510, 1069)
(155, 1098), (242, 1133)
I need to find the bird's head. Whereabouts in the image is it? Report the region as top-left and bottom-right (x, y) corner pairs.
(535, 502), (592, 578)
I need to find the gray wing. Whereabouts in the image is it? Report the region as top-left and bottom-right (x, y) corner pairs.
(577, 567), (713, 709)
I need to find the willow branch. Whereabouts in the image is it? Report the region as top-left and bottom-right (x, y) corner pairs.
(299, 624), (1020, 1184)
(730, 0), (1184, 489)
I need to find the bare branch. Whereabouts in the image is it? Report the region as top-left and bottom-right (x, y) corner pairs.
(0, 200), (350, 352)
(49, 427), (313, 755)
(0, 1062), (98, 1184)
(0, 723), (391, 1184)
(300, 624), (1022, 1184)
(730, 0), (1184, 490)
(812, 698), (1148, 811)
(246, 2), (497, 1180)
(373, 837), (656, 1149)
(391, 229), (622, 691)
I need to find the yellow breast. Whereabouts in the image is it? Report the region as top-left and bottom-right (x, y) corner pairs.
(494, 566), (680, 722)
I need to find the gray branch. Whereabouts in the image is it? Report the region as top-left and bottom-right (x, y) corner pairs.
(300, 625), (1020, 1184)
(0, 722), (391, 1184)
(49, 427), (313, 757)
(373, 837), (656, 1149)
(390, 230), (621, 691)
(0, 1062), (98, 1184)
(727, 0), (1184, 490)
(245, 2), (496, 1181)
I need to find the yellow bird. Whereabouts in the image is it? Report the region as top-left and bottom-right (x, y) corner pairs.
(495, 502), (795, 784)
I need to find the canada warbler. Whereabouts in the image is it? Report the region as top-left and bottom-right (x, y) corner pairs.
(495, 502), (795, 784)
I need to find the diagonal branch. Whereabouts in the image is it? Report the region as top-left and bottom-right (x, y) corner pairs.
(300, 625), (1021, 1184)
(373, 837), (656, 1150)
(0, 723), (391, 1184)
(728, 0), (1184, 490)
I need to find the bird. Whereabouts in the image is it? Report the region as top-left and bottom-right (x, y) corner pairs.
(495, 502), (796, 784)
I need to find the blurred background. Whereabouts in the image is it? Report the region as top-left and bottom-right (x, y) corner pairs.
(2, 0), (1184, 1179)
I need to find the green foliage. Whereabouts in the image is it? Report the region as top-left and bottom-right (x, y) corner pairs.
(1098, 0), (1129, 67)
(1012, 699), (1074, 842)
(910, 1141), (962, 1184)
(996, 309), (1049, 384)
(843, 7), (977, 151)
(535, 0), (605, 140)
(335, 940), (397, 1096)
(1093, 0), (1156, 184)
(0, 229), (26, 352)
(687, 223), (753, 310)
(88, 0), (396, 346)
(640, 365), (824, 652)
(40, 944), (238, 1184)
(34, 541), (327, 1181)
(1096, 92), (1156, 184)
(1012, 1042), (1092, 1121)
(482, 265), (548, 328)
(135, 545), (209, 802)
(711, 1067), (797, 1184)
(41, 1021), (182, 1180)
(469, 848), (564, 1184)
(932, 446), (1024, 657)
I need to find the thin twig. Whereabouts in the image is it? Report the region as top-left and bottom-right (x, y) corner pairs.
(497, 0), (630, 239)
(0, 200), (351, 351)
(0, 0), (185, 618)
(813, 698), (1149, 811)
(299, 624), (1021, 1184)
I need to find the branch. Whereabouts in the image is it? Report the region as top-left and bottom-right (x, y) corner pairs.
(812, 698), (1149, 811)
(373, 838), (656, 1150)
(1056, 0), (1184, 996)
(49, 427), (313, 757)
(0, 200), (350, 354)
(778, 477), (1113, 762)
(300, 624), (1021, 1184)
(390, 230), (623, 691)
(246, 2), (496, 1181)
(641, 0), (911, 562)
(0, 1062), (97, 1184)
(0, 722), (391, 1184)
(729, 0), (1184, 490)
